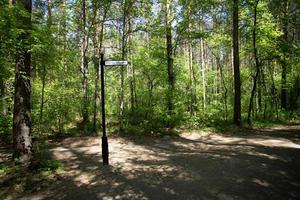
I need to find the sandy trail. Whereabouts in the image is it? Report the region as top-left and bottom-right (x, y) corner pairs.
(15, 126), (300, 199)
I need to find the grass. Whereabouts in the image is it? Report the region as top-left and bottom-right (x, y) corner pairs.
(0, 140), (64, 199)
(0, 159), (64, 199)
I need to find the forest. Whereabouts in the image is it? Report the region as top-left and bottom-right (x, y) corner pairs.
(0, 0), (300, 199)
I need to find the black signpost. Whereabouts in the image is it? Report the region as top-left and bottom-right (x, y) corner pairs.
(100, 53), (128, 166)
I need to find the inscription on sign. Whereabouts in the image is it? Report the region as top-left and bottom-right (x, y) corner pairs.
(104, 61), (128, 66)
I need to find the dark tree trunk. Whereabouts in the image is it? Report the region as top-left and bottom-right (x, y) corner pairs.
(247, 0), (260, 125)
(81, 0), (89, 126)
(12, 0), (33, 164)
(232, 0), (241, 126)
(289, 76), (300, 113)
(280, 1), (289, 110)
(166, 0), (175, 118)
(281, 61), (287, 110)
(92, 6), (107, 133)
(215, 54), (228, 121)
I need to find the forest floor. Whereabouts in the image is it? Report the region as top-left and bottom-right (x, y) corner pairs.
(1, 125), (300, 200)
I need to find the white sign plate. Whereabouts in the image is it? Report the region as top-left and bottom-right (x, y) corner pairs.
(104, 61), (128, 66)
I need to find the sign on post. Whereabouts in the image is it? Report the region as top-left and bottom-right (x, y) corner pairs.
(100, 53), (128, 166)
(104, 61), (128, 66)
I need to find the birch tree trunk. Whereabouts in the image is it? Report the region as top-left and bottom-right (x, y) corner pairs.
(200, 32), (206, 112)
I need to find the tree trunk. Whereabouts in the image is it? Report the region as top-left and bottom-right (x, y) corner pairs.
(215, 54), (228, 121)
(186, 4), (196, 115)
(247, 0), (260, 125)
(81, 0), (89, 126)
(120, 0), (130, 131)
(92, 30), (100, 132)
(200, 22), (206, 112)
(12, 0), (33, 164)
(165, 0), (175, 119)
(126, 7), (135, 113)
(232, 0), (242, 126)
(188, 33), (193, 114)
(47, 0), (51, 20)
(39, 65), (46, 123)
(40, 0), (51, 124)
(260, 68), (267, 119)
(146, 75), (154, 119)
(129, 55), (135, 112)
(269, 65), (279, 120)
(132, 55), (138, 108)
(281, 61), (287, 110)
(257, 76), (262, 112)
(281, 1), (289, 110)
(92, 5), (107, 132)
(0, 73), (6, 118)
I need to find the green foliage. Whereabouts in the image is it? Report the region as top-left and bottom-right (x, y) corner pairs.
(0, 158), (63, 199)
(1, 0), (300, 141)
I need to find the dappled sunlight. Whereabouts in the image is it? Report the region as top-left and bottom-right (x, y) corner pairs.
(18, 127), (300, 199)
(181, 128), (300, 149)
(252, 178), (271, 187)
(0, 142), (12, 163)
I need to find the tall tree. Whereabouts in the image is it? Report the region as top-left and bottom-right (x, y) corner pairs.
(0, 69), (6, 119)
(232, 0), (242, 126)
(39, 0), (52, 124)
(165, 0), (175, 120)
(12, 0), (33, 163)
(92, 1), (110, 132)
(280, 0), (289, 110)
(119, 0), (131, 131)
(247, 0), (260, 125)
(81, 0), (89, 126)
(200, 20), (206, 112)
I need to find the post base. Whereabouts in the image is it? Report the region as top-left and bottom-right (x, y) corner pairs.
(102, 136), (109, 165)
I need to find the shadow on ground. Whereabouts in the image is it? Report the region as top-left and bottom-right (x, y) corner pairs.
(20, 126), (300, 200)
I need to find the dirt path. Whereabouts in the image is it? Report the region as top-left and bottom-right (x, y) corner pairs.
(17, 126), (300, 199)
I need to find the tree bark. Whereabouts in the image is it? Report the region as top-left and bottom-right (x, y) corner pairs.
(39, 65), (46, 123)
(0, 73), (6, 118)
(120, 0), (129, 131)
(92, 4), (108, 132)
(247, 0), (260, 125)
(12, 0), (33, 164)
(232, 0), (241, 126)
(214, 52), (228, 121)
(269, 65), (279, 120)
(199, 19), (206, 112)
(165, 0), (175, 118)
(232, 0), (242, 126)
(128, 18), (136, 112)
(81, 0), (89, 126)
(281, 0), (288, 110)
(92, 29), (100, 132)
(40, 0), (51, 124)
